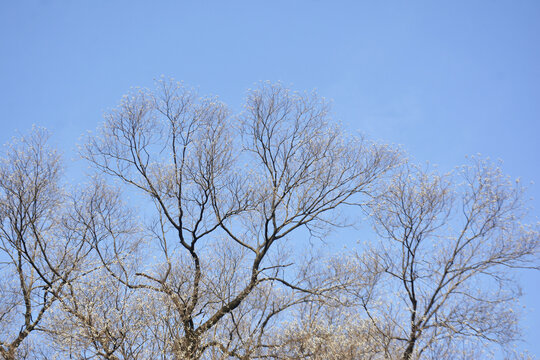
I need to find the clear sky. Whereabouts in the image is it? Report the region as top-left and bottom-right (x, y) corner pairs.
(1, 0), (539, 356)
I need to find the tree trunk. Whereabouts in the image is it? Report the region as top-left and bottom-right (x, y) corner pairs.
(402, 335), (417, 360)
(2, 348), (16, 360)
(173, 334), (202, 360)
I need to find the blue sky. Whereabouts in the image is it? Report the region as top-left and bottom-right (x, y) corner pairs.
(1, 0), (539, 355)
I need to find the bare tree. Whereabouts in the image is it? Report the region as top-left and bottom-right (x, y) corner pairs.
(0, 128), (82, 359)
(3, 82), (536, 360)
(267, 160), (539, 360)
(77, 80), (398, 359)
(0, 130), (122, 360)
(356, 160), (539, 360)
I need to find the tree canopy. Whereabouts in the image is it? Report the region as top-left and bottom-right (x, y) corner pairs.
(0, 81), (538, 360)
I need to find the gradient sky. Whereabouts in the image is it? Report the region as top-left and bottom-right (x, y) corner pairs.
(1, 0), (539, 356)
